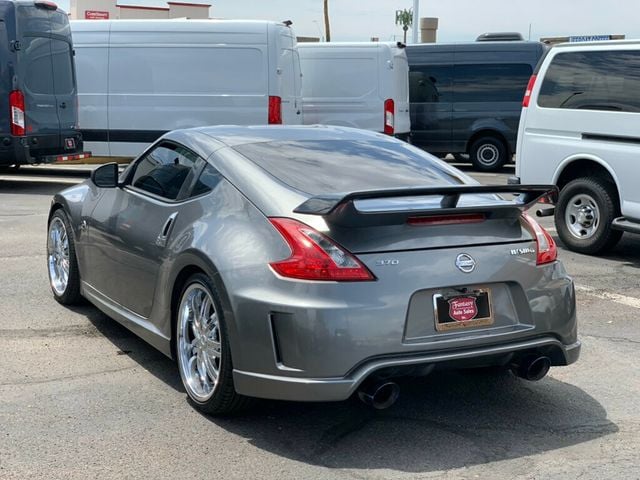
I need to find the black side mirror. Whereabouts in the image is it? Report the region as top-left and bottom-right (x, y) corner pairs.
(91, 162), (119, 188)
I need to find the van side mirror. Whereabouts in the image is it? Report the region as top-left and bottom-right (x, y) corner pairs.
(91, 162), (119, 188)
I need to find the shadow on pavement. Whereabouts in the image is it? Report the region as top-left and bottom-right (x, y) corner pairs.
(69, 302), (184, 392)
(0, 178), (76, 196)
(206, 371), (616, 473)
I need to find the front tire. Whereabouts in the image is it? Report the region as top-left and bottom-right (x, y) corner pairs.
(469, 137), (507, 172)
(175, 273), (250, 415)
(47, 209), (82, 305)
(555, 177), (622, 254)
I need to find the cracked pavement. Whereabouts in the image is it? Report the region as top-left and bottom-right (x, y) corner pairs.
(0, 166), (639, 479)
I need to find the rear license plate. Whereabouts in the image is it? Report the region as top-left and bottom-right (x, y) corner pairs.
(64, 137), (76, 150)
(434, 289), (493, 331)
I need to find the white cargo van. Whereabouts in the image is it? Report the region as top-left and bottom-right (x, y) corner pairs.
(298, 42), (410, 139)
(515, 40), (640, 254)
(71, 19), (303, 158)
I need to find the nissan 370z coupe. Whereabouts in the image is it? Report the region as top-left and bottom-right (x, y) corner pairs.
(47, 125), (580, 414)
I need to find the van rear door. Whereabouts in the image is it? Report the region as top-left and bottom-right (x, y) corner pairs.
(391, 47), (411, 135)
(276, 26), (302, 125)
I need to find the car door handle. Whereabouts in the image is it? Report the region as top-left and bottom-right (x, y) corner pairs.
(156, 212), (178, 247)
(59, 102), (67, 109)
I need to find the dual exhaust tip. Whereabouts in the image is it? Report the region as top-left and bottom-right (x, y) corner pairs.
(356, 355), (551, 410)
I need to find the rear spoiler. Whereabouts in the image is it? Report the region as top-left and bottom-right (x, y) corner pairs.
(293, 184), (558, 226)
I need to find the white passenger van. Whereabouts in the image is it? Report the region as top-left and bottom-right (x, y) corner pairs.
(515, 40), (640, 254)
(298, 42), (411, 139)
(71, 19), (302, 158)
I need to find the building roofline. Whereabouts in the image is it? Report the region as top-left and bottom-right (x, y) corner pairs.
(167, 2), (211, 6)
(117, 4), (170, 10)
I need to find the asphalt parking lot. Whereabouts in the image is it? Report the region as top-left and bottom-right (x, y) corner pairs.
(1, 165), (639, 480)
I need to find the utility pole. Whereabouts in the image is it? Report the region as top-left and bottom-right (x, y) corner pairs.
(412, 0), (419, 43)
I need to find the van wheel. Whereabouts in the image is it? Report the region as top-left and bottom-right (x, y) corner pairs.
(470, 137), (507, 172)
(555, 177), (622, 254)
(175, 273), (252, 415)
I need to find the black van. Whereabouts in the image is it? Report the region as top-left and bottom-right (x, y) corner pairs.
(406, 41), (546, 171)
(0, 0), (86, 169)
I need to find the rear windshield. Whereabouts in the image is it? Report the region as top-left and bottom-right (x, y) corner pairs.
(233, 140), (466, 195)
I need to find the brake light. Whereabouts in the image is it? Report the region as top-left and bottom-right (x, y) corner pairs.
(383, 98), (394, 135)
(407, 213), (486, 226)
(9, 90), (25, 136)
(522, 74), (537, 108)
(268, 96), (282, 124)
(268, 217), (375, 281)
(522, 213), (557, 265)
(35, 0), (58, 9)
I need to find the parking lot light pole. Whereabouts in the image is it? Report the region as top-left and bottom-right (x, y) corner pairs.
(412, 0), (419, 43)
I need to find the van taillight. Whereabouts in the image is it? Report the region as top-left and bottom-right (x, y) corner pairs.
(35, 0), (58, 9)
(268, 96), (282, 124)
(522, 74), (537, 108)
(9, 90), (25, 136)
(384, 99), (394, 135)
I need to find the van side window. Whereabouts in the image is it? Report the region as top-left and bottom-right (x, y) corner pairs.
(129, 143), (203, 201)
(538, 51), (640, 112)
(453, 64), (532, 102)
(191, 164), (223, 197)
(409, 66), (453, 103)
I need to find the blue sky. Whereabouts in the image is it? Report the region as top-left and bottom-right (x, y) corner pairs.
(60, 0), (640, 43)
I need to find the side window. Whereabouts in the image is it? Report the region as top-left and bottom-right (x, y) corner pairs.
(129, 143), (203, 201)
(192, 164), (223, 197)
(538, 50), (640, 112)
(409, 65), (453, 103)
(452, 64), (533, 103)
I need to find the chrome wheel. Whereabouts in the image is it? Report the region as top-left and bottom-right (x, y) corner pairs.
(47, 217), (70, 296)
(565, 193), (600, 239)
(476, 144), (499, 167)
(177, 283), (222, 402)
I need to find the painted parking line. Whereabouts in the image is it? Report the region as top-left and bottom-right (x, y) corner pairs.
(576, 285), (640, 310)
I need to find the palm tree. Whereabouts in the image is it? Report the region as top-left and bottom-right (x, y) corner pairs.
(323, 0), (331, 42)
(395, 8), (413, 44)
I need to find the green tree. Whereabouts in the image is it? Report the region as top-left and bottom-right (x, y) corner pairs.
(395, 8), (413, 44)
(324, 0), (331, 42)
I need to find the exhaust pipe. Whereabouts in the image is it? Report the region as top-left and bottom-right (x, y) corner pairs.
(357, 380), (400, 409)
(511, 355), (551, 381)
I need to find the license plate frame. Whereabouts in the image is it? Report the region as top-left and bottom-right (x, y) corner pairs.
(433, 288), (494, 332)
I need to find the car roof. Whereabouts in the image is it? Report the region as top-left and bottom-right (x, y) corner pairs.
(166, 125), (395, 150)
(551, 39), (640, 49)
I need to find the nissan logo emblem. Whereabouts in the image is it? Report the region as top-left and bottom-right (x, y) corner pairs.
(455, 253), (476, 273)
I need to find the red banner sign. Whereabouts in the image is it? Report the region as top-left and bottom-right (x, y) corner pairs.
(85, 10), (109, 19)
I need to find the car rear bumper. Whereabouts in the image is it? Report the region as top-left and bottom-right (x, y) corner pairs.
(233, 336), (581, 401)
(0, 131), (84, 165)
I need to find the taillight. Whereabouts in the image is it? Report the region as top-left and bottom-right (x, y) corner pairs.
(522, 74), (537, 108)
(268, 96), (282, 125)
(522, 213), (557, 265)
(9, 90), (25, 136)
(383, 98), (394, 135)
(34, 0), (58, 9)
(268, 217), (375, 281)
(407, 213), (486, 226)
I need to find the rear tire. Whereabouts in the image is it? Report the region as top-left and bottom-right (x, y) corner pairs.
(47, 209), (82, 305)
(175, 273), (252, 415)
(555, 177), (622, 254)
(470, 137), (507, 172)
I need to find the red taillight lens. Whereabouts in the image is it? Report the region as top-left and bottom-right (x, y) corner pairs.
(35, 0), (58, 9)
(522, 213), (557, 265)
(522, 74), (537, 108)
(268, 95), (282, 125)
(268, 217), (375, 281)
(9, 90), (25, 136)
(383, 98), (394, 135)
(407, 213), (486, 226)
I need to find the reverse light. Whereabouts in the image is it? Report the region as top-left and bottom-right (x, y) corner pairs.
(522, 213), (557, 265)
(268, 96), (282, 124)
(9, 90), (25, 136)
(522, 74), (537, 108)
(268, 217), (375, 281)
(383, 98), (394, 135)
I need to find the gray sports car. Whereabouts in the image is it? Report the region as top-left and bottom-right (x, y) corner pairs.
(47, 126), (580, 414)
